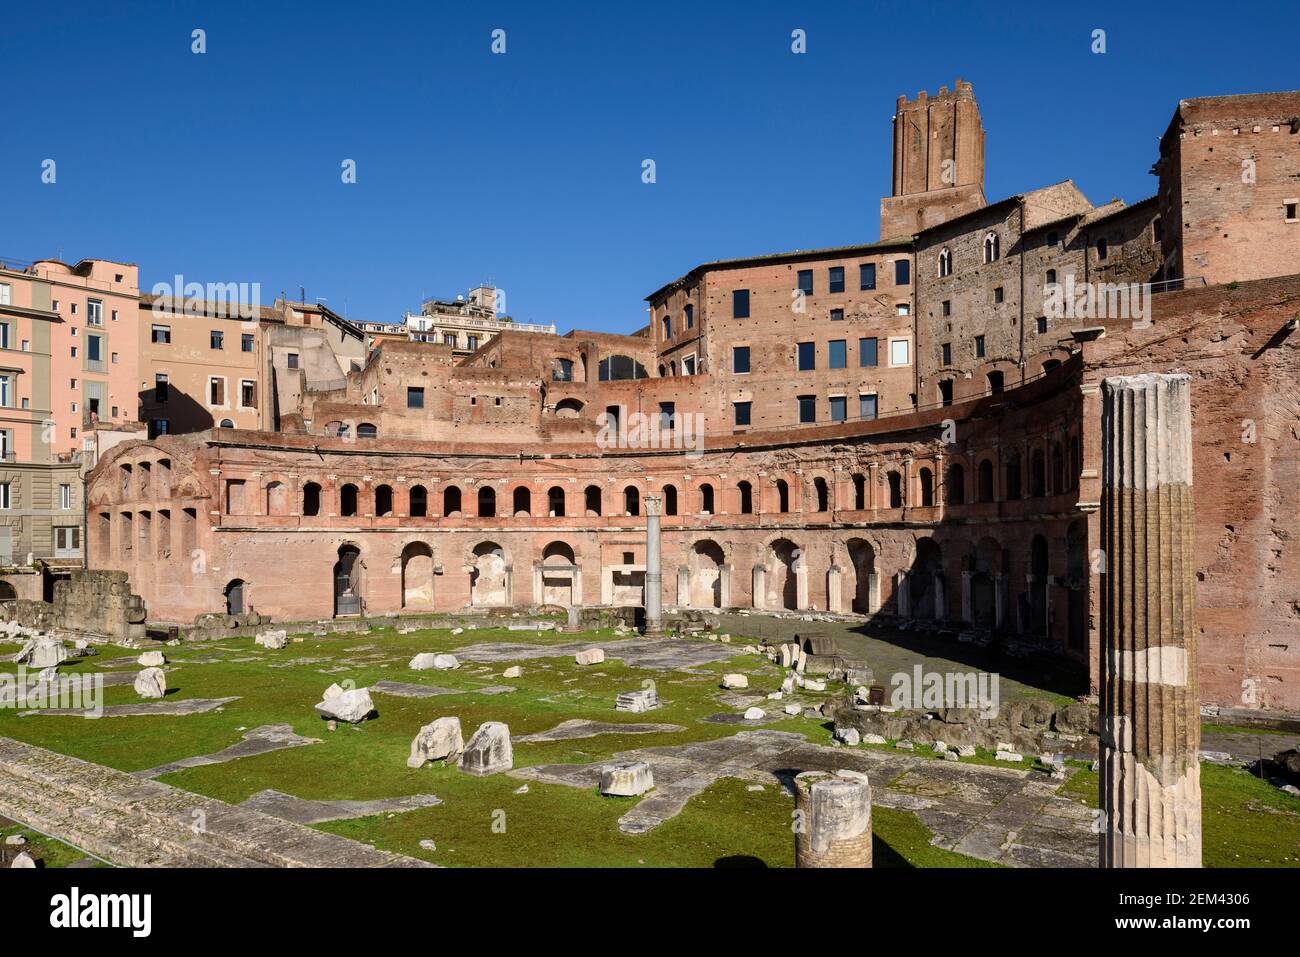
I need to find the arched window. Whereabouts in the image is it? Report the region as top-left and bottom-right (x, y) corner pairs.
(302, 482), (321, 517)
(663, 484), (678, 516)
(584, 485), (602, 516)
(375, 484), (393, 516)
(443, 485), (462, 516)
(598, 355), (648, 381)
(1031, 450), (1046, 497)
(548, 486), (566, 517)
(887, 471), (903, 509)
(987, 370), (1004, 393)
(1051, 442), (1065, 494)
(946, 464), (966, 505)
(1096, 237), (1109, 260)
(938, 247), (952, 278)
(983, 232), (1000, 263)
(624, 486), (640, 516)
(554, 398), (584, 418)
(340, 483), (358, 517)
(738, 480), (754, 514)
(357, 423), (378, 439)
(409, 484), (428, 518)
(776, 479), (790, 513)
(700, 483), (714, 514)
(512, 486), (531, 516)
(1005, 454), (1022, 500)
(919, 468), (934, 507)
(977, 459), (995, 502)
(219, 418), (235, 429)
(478, 486), (497, 518)
(814, 477), (829, 512)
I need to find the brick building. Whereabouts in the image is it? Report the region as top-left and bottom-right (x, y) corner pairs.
(79, 83), (1300, 712)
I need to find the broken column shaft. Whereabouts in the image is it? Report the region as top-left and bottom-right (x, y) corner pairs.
(1099, 372), (1201, 867)
(643, 495), (663, 637)
(794, 770), (873, 867)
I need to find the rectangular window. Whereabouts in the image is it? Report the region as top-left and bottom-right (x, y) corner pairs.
(859, 394), (878, 420)
(443, 333), (456, 346)
(149, 419), (169, 439)
(732, 345), (750, 374)
(407, 387), (424, 409)
(658, 401), (676, 430)
(87, 334), (102, 363)
(797, 341), (815, 371)
(240, 380), (256, 408)
(797, 395), (816, 424)
(858, 337), (878, 367)
(797, 270), (814, 296)
(942, 343), (952, 366)
(286, 352), (299, 369)
(890, 339), (911, 366)
(241, 333), (254, 352)
(155, 374), (168, 403)
(974, 335), (986, 358)
(1287, 202), (1298, 222)
(830, 308), (844, 322)
(828, 266), (845, 293)
(942, 300), (950, 317)
(661, 316), (671, 339)
(859, 263), (876, 290)
(87, 299), (103, 325)
(0, 483), (10, 509)
(0, 429), (11, 460)
(993, 286), (1004, 304)
(732, 289), (750, 318)
(208, 377), (225, 405)
(894, 259), (910, 285)
(0, 374), (10, 407)
(467, 335), (479, 350)
(59, 484), (71, 510)
(152, 324), (171, 344)
(0, 283), (9, 305)
(682, 355), (696, 375)
(828, 339), (846, 369)
(685, 304), (694, 328)
(733, 401), (752, 426)
(829, 396), (847, 422)
(1037, 316), (1048, 334)
(210, 330), (224, 349)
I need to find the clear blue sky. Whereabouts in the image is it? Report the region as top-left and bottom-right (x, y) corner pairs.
(2, 0), (1294, 334)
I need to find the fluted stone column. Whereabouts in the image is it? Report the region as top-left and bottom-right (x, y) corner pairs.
(794, 770), (872, 868)
(1100, 372), (1201, 868)
(643, 495), (663, 637)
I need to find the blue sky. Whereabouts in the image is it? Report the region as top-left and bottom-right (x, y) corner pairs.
(2, 0), (1294, 334)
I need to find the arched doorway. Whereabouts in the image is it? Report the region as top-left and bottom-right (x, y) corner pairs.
(1029, 535), (1049, 635)
(470, 542), (509, 607)
(1066, 522), (1087, 649)
(846, 539), (875, 614)
(909, 538), (944, 619)
(969, 537), (1001, 628)
(691, 540), (725, 608)
(770, 539), (801, 610)
(333, 545), (361, 617)
(401, 542), (434, 608)
(224, 579), (246, 615)
(540, 541), (577, 606)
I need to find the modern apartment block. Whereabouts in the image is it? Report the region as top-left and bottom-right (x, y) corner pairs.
(403, 284), (556, 357)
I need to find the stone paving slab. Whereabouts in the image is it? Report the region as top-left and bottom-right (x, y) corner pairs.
(369, 680), (516, 699)
(453, 638), (741, 672)
(0, 671), (137, 707)
(134, 724), (322, 779)
(18, 697), (240, 718)
(515, 718), (686, 743)
(512, 728), (1098, 865)
(238, 789), (443, 825)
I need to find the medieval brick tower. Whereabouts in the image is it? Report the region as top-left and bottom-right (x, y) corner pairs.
(880, 79), (987, 240)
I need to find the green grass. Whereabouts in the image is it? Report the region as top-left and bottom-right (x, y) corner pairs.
(0, 624), (1294, 868)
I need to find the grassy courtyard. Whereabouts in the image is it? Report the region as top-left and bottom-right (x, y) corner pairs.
(0, 619), (1296, 867)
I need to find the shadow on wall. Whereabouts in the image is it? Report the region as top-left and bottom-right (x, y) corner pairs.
(137, 387), (219, 436)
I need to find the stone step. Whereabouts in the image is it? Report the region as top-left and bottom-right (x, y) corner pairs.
(0, 736), (430, 868)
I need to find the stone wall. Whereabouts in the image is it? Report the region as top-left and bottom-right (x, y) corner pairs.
(0, 569), (146, 642)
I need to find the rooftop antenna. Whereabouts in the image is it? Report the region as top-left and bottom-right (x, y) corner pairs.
(300, 285), (305, 304)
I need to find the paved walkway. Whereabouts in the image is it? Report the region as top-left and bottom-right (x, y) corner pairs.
(0, 736), (430, 868)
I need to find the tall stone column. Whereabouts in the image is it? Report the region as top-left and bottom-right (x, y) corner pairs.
(643, 495), (663, 637)
(1100, 373), (1200, 868)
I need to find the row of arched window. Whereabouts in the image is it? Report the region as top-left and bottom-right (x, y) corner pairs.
(937, 233), (1000, 278)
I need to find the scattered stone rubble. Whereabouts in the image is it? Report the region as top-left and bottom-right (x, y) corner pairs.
(314, 684), (376, 724)
(408, 717), (465, 768)
(458, 721), (512, 775)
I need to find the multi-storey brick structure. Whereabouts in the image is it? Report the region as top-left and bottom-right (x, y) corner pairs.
(80, 83), (1300, 713)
